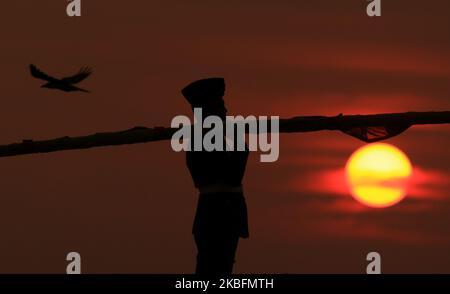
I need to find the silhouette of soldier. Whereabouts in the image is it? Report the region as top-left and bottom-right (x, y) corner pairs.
(182, 78), (249, 275)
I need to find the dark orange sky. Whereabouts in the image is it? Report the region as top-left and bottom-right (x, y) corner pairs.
(0, 0), (450, 273)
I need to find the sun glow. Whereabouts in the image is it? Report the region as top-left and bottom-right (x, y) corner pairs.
(345, 143), (413, 208)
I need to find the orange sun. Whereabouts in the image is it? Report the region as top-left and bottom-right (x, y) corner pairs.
(345, 143), (413, 208)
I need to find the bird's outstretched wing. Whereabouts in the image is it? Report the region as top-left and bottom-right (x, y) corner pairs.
(29, 64), (58, 82)
(61, 67), (93, 84)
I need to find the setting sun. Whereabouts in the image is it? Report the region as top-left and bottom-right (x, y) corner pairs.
(345, 143), (413, 208)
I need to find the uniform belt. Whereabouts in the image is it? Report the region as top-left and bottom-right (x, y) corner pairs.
(198, 185), (243, 195)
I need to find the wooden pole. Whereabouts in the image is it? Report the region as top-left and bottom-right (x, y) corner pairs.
(0, 111), (449, 158)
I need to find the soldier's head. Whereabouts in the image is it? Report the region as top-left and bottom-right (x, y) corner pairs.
(182, 78), (227, 120)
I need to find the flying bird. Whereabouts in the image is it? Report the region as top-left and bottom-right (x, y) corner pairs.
(29, 64), (93, 93)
